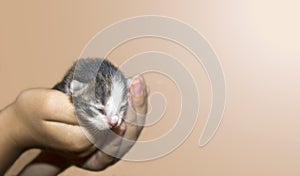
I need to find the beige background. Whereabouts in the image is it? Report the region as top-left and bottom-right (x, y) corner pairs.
(1, 0), (300, 175)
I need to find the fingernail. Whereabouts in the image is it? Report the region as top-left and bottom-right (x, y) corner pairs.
(132, 79), (143, 96)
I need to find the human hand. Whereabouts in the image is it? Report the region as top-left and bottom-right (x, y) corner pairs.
(0, 88), (97, 174)
(19, 75), (148, 175)
(13, 89), (95, 154)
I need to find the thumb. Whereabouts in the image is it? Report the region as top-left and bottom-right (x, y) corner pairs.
(129, 76), (147, 115)
(126, 76), (148, 133)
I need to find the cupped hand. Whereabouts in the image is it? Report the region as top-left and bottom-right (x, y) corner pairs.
(19, 75), (148, 175)
(13, 89), (94, 154)
(0, 88), (96, 174)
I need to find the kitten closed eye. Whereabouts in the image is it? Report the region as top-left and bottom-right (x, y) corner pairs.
(97, 108), (106, 115)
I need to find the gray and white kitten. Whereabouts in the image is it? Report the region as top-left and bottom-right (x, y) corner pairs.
(53, 58), (129, 131)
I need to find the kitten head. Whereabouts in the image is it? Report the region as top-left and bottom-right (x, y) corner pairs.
(69, 59), (129, 131)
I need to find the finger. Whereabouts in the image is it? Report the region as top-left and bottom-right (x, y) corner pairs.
(112, 120), (127, 135)
(100, 122), (126, 157)
(81, 122), (126, 170)
(129, 75), (148, 115)
(123, 102), (139, 141)
(125, 76), (147, 123)
(125, 76), (148, 135)
(20, 89), (78, 125)
(81, 149), (115, 171)
(41, 121), (93, 154)
(41, 89), (78, 126)
(19, 150), (71, 176)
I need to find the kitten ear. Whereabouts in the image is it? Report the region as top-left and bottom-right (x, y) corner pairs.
(70, 80), (88, 96)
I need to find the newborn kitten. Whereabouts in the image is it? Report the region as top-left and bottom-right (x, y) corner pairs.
(53, 58), (129, 131)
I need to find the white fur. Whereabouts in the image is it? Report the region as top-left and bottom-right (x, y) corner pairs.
(90, 102), (104, 109)
(105, 78), (126, 125)
(88, 111), (110, 130)
(107, 78), (125, 115)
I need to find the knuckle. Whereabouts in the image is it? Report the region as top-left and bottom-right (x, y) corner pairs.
(134, 99), (144, 107)
(103, 155), (116, 165)
(63, 131), (86, 153)
(69, 139), (88, 153)
(14, 89), (37, 116)
(132, 96), (148, 111)
(40, 91), (59, 116)
(15, 89), (32, 108)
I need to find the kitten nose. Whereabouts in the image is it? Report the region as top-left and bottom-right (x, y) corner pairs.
(109, 115), (119, 127)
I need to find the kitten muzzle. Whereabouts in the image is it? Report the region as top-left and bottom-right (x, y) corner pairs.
(108, 115), (120, 127)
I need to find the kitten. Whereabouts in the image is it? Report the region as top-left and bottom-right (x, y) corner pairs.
(53, 58), (129, 131)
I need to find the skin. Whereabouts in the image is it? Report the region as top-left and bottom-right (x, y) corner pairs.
(0, 76), (147, 175)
